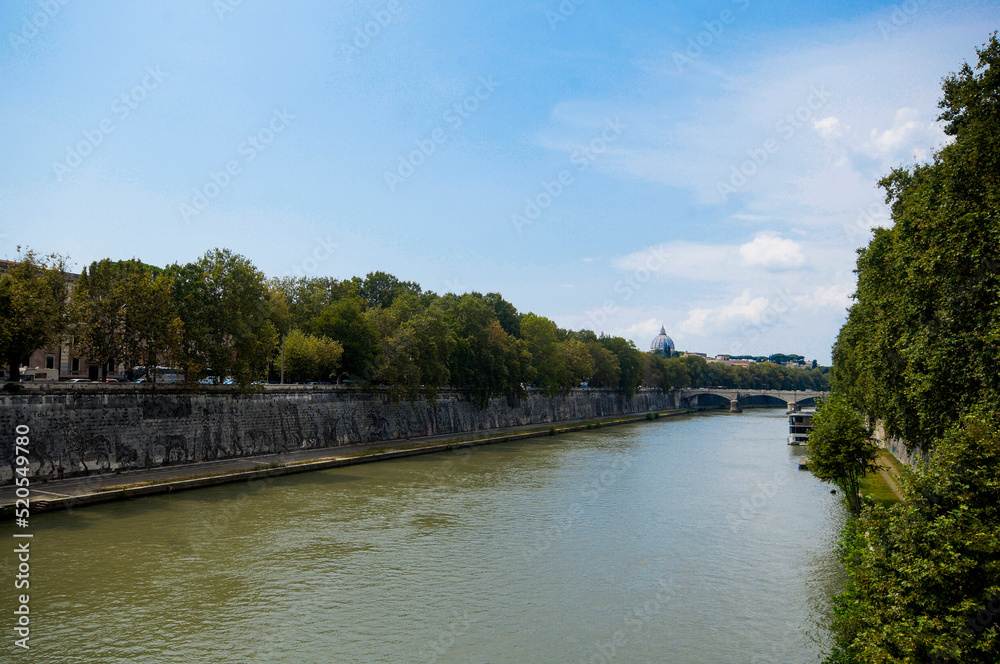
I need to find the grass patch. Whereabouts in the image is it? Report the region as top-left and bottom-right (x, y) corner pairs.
(859, 471), (899, 507)
(858, 449), (907, 507)
(878, 448), (906, 477)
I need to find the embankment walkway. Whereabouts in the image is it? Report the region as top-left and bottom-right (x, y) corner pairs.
(1, 409), (693, 517)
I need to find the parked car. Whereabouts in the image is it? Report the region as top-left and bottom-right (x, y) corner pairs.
(69, 378), (92, 383)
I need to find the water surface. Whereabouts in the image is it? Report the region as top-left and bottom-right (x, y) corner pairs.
(1, 409), (844, 663)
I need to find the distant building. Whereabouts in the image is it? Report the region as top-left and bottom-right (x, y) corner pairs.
(0, 260), (124, 382)
(706, 355), (751, 367)
(649, 326), (675, 354)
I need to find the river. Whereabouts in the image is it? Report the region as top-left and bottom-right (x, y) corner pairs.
(1, 409), (845, 663)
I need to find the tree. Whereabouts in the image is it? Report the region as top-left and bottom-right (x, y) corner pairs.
(833, 34), (1000, 452)
(821, 35), (1000, 663)
(0, 248), (69, 381)
(586, 341), (620, 388)
(312, 294), (380, 380)
(72, 258), (180, 381)
(72, 259), (129, 381)
(521, 313), (570, 395)
(484, 292), (521, 338)
(825, 410), (1000, 663)
(358, 271), (421, 310)
(127, 272), (183, 384)
(271, 276), (349, 335)
(167, 249), (277, 388)
(443, 293), (530, 406)
(598, 335), (644, 398)
(562, 338), (594, 387)
(808, 396), (881, 515)
(283, 329), (343, 382)
(376, 301), (454, 402)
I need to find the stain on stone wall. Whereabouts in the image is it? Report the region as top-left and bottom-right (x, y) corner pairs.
(0, 387), (672, 484)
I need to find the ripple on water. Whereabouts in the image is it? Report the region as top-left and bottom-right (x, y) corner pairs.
(0, 410), (845, 663)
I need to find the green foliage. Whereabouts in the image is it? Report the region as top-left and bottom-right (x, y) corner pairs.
(597, 335), (644, 398)
(483, 292), (521, 338)
(825, 35), (1000, 663)
(311, 294), (379, 380)
(358, 271), (421, 309)
(282, 329), (343, 382)
(442, 293), (529, 407)
(521, 313), (569, 395)
(808, 396), (881, 515)
(271, 276), (352, 335)
(0, 248), (69, 381)
(375, 299), (454, 402)
(642, 351), (829, 392)
(586, 342), (620, 388)
(73, 259), (182, 381)
(834, 34), (1000, 452)
(826, 411), (1000, 663)
(167, 249), (277, 389)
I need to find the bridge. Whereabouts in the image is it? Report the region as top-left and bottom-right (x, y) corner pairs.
(676, 388), (829, 412)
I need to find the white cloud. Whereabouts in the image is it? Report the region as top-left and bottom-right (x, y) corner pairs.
(616, 241), (739, 282)
(866, 106), (943, 159)
(616, 232), (807, 280)
(625, 317), (664, 343)
(738, 231), (805, 268)
(677, 290), (777, 336)
(813, 115), (847, 138)
(800, 284), (853, 311)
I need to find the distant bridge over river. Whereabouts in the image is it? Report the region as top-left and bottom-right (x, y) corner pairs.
(676, 388), (828, 412)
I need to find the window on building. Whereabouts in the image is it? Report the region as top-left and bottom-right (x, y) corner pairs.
(72, 358), (79, 373)
(46, 356), (54, 369)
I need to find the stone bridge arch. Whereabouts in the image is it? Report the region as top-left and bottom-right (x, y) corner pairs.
(677, 388), (828, 411)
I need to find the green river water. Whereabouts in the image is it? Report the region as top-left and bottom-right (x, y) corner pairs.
(1, 409), (845, 663)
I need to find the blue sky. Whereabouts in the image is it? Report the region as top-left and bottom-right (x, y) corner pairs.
(2, 0), (998, 363)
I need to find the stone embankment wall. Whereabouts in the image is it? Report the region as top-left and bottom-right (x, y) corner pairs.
(873, 421), (924, 469)
(0, 385), (674, 484)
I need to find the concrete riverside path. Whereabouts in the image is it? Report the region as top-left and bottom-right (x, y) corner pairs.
(1, 409), (691, 516)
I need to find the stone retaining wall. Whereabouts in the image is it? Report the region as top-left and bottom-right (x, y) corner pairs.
(0, 386), (673, 484)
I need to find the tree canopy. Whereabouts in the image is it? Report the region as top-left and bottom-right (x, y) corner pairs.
(807, 396), (881, 515)
(824, 34), (1000, 664)
(0, 248), (69, 381)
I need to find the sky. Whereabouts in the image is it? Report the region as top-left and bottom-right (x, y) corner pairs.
(2, 0), (998, 364)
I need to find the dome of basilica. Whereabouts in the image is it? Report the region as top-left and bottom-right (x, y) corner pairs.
(650, 326), (675, 354)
